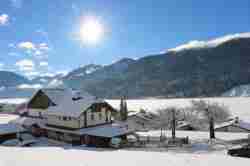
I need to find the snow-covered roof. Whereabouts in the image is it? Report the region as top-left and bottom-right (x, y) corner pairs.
(45, 95), (104, 117)
(44, 122), (133, 138)
(41, 88), (67, 105)
(177, 121), (193, 129)
(10, 117), (44, 127)
(0, 123), (25, 135)
(129, 112), (157, 123)
(28, 88), (91, 106)
(215, 119), (250, 131)
(78, 123), (133, 138)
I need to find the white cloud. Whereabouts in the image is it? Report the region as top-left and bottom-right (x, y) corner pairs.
(8, 43), (15, 48)
(39, 43), (50, 51)
(0, 63), (4, 69)
(39, 61), (48, 67)
(39, 78), (48, 83)
(55, 70), (69, 77)
(34, 50), (42, 56)
(10, 0), (22, 8)
(40, 72), (56, 77)
(168, 32), (250, 52)
(24, 71), (40, 78)
(47, 79), (64, 88)
(8, 52), (20, 57)
(0, 14), (9, 26)
(17, 41), (50, 59)
(18, 41), (35, 50)
(17, 84), (43, 89)
(15, 59), (35, 71)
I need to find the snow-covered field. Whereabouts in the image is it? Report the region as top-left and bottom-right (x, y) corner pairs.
(107, 97), (250, 121)
(0, 114), (249, 165)
(0, 146), (249, 166)
(0, 114), (19, 124)
(137, 130), (249, 141)
(0, 98), (28, 105)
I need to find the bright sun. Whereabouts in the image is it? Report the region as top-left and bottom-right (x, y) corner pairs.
(80, 17), (104, 45)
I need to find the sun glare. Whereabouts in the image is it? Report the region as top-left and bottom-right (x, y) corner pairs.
(80, 17), (104, 45)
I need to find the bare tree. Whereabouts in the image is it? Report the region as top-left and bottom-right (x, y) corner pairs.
(156, 107), (183, 139)
(186, 100), (231, 139)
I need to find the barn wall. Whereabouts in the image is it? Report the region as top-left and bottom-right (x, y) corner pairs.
(28, 90), (53, 109)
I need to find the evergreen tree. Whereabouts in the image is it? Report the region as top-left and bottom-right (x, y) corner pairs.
(120, 96), (128, 121)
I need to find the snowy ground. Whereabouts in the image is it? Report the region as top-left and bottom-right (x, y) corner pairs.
(137, 130), (250, 142)
(0, 114), (249, 165)
(0, 146), (249, 166)
(107, 97), (250, 121)
(0, 98), (28, 105)
(0, 114), (19, 124)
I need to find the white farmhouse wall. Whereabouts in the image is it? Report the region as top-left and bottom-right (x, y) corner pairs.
(46, 105), (113, 129)
(46, 115), (80, 128)
(85, 107), (111, 127)
(28, 108), (46, 117)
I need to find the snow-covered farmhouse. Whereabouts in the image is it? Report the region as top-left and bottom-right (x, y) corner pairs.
(15, 88), (132, 146)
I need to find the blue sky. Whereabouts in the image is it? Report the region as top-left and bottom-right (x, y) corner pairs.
(0, 0), (249, 78)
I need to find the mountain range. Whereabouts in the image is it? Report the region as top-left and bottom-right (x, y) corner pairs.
(1, 33), (250, 98)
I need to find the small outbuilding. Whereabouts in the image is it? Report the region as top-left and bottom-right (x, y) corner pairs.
(127, 112), (158, 131)
(177, 121), (196, 131)
(215, 118), (250, 133)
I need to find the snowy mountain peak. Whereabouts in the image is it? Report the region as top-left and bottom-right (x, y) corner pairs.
(168, 32), (250, 52)
(222, 84), (250, 97)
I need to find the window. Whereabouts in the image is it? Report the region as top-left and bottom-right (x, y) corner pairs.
(68, 117), (72, 121)
(91, 113), (95, 120)
(63, 116), (67, 121)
